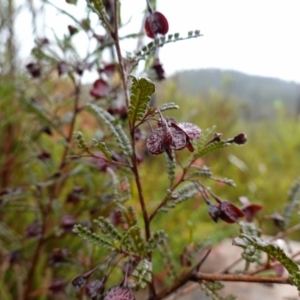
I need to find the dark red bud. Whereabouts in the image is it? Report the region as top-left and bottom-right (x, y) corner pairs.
(208, 204), (222, 222)
(233, 133), (247, 145)
(75, 62), (93, 76)
(48, 248), (68, 266)
(26, 63), (41, 78)
(66, 186), (84, 204)
(25, 220), (42, 238)
(40, 126), (52, 136)
(68, 25), (78, 36)
(37, 150), (51, 161)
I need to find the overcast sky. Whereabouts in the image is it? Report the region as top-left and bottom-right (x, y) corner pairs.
(17, 0), (300, 83)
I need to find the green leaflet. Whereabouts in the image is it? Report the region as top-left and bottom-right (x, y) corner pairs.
(145, 230), (167, 254)
(175, 182), (200, 202)
(87, 104), (132, 157)
(187, 166), (213, 179)
(283, 177), (300, 228)
(233, 234), (300, 290)
(159, 182), (199, 212)
(164, 151), (176, 184)
(128, 76), (155, 126)
(94, 216), (122, 241)
(132, 259), (153, 289)
(73, 224), (115, 251)
(194, 126), (216, 153)
(74, 220), (145, 255)
(95, 142), (112, 161)
(195, 140), (229, 158)
(238, 222), (262, 266)
(159, 102), (179, 112)
(115, 124), (132, 156)
(107, 169), (131, 204)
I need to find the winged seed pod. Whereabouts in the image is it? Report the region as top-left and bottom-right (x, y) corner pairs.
(146, 114), (201, 160)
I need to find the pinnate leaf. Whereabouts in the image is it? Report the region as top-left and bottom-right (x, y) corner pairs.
(159, 102), (179, 112)
(87, 104), (132, 157)
(195, 140), (229, 158)
(128, 76), (155, 126)
(233, 234), (300, 290)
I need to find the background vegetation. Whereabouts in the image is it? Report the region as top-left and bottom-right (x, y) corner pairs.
(1, 0), (300, 299)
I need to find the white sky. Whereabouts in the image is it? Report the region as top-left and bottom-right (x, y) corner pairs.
(17, 0), (300, 83)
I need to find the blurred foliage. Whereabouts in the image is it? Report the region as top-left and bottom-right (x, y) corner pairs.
(1, 68), (300, 298)
(1, 0), (300, 299)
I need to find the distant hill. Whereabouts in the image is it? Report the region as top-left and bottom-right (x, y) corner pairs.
(171, 69), (300, 117)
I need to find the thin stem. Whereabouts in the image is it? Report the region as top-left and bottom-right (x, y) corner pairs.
(89, 0), (114, 36)
(111, 0), (155, 296)
(130, 130), (155, 297)
(155, 272), (292, 300)
(145, 0), (153, 14)
(111, 0), (150, 240)
(112, 0), (130, 108)
(192, 272), (291, 284)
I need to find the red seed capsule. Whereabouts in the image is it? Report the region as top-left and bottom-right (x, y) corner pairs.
(144, 11), (169, 39)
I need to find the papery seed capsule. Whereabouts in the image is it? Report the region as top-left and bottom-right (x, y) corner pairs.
(144, 12), (169, 39)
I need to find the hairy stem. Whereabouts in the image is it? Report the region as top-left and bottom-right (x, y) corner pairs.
(192, 272), (292, 284)
(111, 0), (155, 296)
